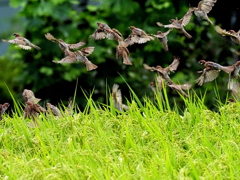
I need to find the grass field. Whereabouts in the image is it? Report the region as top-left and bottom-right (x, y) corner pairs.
(1, 89), (240, 180)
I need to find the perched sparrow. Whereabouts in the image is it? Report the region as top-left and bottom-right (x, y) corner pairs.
(53, 48), (98, 71)
(167, 81), (192, 97)
(2, 33), (41, 50)
(143, 56), (180, 83)
(153, 30), (172, 51)
(22, 89), (41, 104)
(156, 7), (193, 39)
(215, 26), (240, 45)
(192, 0), (217, 25)
(46, 103), (61, 117)
(210, 61), (240, 90)
(112, 84), (129, 111)
(116, 40), (132, 65)
(195, 60), (220, 86)
(45, 33), (86, 51)
(23, 101), (46, 127)
(65, 98), (73, 116)
(124, 26), (154, 46)
(0, 103), (10, 120)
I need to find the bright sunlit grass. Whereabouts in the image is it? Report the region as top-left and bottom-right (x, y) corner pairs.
(1, 87), (240, 179)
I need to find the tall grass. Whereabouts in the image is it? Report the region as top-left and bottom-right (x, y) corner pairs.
(1, 85), (240, 179)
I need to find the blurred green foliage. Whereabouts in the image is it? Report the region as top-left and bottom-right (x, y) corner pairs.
(0, 0), (239, 110)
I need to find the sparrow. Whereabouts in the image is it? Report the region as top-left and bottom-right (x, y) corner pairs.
(0, 103), (10, 120)
(46, 103), (61, 117)
(89, 22), (122, 41)
(153, 30), (172, 51)
(2, 33), (41, 50)
(116, 40), (132, 65)
(124, 26), (154, 46)
(192, 0), (217, 25)
(52, 47), (98, 71)
(22, 89), (41, 104)
(215, 26), (240, 45)
(143, 56), (180, 83)
(45, 33), (86, 52)
(167, 81), (192, 97)
(210, 61), (240, 90)
(112, 84), (129, 111)
(23, 101), (46, 127)
(195, 60), (220, 86)
(156, 7), (193, 39)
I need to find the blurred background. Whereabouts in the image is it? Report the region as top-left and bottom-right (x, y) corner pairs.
(0, 0), (240, 112)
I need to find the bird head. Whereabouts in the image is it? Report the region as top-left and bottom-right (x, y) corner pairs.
(129, 26), (135, 30)
(229, 30), (236, 34)
(157, 31), (163, 35)
(169, 19), (175, 23)
(13, 33), (20, 37)
(198, 60), (206, 65)
(149, 82), (155, 87)
(235, 61), (240, 67)
(156, 65), (163, 70)
(97, 22), (102, 26)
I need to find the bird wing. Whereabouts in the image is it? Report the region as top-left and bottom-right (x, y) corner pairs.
(124, 34), (140, 46)
(45, 33), (58, 42)
(198, 0), (217, 14)
(143, 63), (157, 71)
(155, 75), (165, 90)
(79, 47), (95, 56)
(204, 69), (220, 83)
(181, 82), (192, 90)
(168, 56), (180, 72)
(17, 45), (32, 50)
(89, 29), (106, 40)
(53, 55), (76, 63)
(215, 26), (238, 38)
(112, 84), (123, 111)
(68, 41), (86, 49)
(180, 7), (193, 26)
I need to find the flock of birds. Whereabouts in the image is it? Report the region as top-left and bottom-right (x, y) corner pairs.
(1, 0), (240, 124)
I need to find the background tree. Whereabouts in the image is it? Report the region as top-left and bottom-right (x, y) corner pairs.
(0, 0), (240, 111)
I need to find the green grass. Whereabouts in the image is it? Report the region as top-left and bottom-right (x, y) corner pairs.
(1, 88), (240, 179)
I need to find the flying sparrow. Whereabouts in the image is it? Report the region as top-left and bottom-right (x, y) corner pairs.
(2, 33), (41, 50)
(195, 60), (220, 86)
(167, 81), (192, 97)
(116, 40), (132, 65)
(53, 47), (98, 71)
(124, 26), (154, 46)
(156, 7), (193, 39)
(215, 26), (240, 45)
(192, 0), (217, 25)
(153, 30), (172, 51)
(143, 56), (180, 83)
(89, 22), (122, 41)
(45, 33), (86, 52)
(210, 61), (240, 90)
(112, 84), (129, 111)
